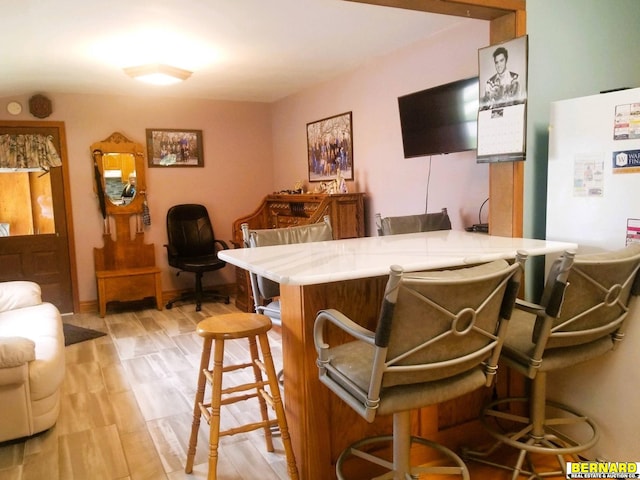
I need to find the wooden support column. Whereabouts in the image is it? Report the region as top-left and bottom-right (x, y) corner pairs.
(488, 9), (526, 237)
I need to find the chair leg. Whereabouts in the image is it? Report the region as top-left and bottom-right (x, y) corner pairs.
(248, 335), (275, 452)
(207, 338), (225, 480)
(185, 337), (212, 473)
(257, 332), (299, 480)
(393, 411), (411, 478)
(195, 272), (204, 311)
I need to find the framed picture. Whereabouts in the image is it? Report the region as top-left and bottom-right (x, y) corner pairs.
(307, 111), (353, 181)
(146, 128), (204, 167)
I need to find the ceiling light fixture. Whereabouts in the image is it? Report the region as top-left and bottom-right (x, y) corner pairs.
(124, 64), (192, 85)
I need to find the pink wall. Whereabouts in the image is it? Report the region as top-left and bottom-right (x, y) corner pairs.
(0, 19), (489, 306)
(0, 94), (273, 303)
(271, 20), (490, 235)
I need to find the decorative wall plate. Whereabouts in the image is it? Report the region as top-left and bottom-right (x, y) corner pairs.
(29, 94), (52, 118)
(7, 101), (22, 115)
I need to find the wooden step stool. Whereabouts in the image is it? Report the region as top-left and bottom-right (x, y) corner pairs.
(185, 312), (299, 480)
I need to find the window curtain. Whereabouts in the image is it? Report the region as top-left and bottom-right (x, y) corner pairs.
(0, 134), (62, 170)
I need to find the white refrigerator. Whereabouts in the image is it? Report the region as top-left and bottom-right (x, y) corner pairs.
(545, 87), (640, 460)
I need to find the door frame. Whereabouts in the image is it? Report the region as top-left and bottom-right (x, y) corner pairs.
(0, 120), (79, 312)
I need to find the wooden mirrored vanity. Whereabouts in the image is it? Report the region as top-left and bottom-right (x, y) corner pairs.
(91, 132), (162, 317)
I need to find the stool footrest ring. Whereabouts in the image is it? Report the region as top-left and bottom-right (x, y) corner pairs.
(336, 434), (469, 480)
(463, 396), (599, 479)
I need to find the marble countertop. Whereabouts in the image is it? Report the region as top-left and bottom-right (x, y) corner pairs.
(219, 230), (577, 286)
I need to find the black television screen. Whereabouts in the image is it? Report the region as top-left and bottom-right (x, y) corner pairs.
(398, 77), (479, 158)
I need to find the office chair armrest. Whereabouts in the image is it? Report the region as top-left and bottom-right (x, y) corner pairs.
(213, 239), (230, 251)
(164, 243), (179, 257)
(314, 308), (375, 351)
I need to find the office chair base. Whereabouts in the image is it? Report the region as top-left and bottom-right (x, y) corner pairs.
(463, 396), (598, 479)
(165, 291), (230, 311)
(336, 434), (469, 480)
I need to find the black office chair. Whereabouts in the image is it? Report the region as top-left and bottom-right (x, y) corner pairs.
(375, 208), (451, 236)
(164, 204), (230, 311)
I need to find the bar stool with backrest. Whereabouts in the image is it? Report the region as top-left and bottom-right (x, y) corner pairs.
(463, 244), (640, 479)
(241, 215), (333, 327)
(314, 253), (527, 479)
(375, 208), (451, 236)
(185, 312), (299, 480)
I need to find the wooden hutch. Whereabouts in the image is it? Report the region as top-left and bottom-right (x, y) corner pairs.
(231, 192), (365, 311)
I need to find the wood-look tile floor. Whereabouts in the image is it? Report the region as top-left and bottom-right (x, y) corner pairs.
(0, 298), (566, 480)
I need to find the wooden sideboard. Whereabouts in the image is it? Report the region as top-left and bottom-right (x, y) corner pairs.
(231, 192), (365, 311)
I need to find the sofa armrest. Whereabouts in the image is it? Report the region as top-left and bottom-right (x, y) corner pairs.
(0, 337), (36, 369)
(0, 281), (42, 313)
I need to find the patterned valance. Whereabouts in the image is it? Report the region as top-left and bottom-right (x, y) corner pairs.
(0, 134), (62, 170)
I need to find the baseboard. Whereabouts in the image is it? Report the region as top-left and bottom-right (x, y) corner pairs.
(78, 283), (236, 314)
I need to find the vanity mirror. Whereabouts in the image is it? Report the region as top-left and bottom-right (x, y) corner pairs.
(102, 153), (137, 205)
(91, 132), (146, 217)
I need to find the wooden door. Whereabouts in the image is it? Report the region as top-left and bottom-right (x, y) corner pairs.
(0, 122), (77, 313)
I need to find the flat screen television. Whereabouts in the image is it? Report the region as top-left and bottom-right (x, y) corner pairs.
(398, 77), (479, 158)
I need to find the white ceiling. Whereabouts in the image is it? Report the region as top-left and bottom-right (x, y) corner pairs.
(1, 0), (471, 103)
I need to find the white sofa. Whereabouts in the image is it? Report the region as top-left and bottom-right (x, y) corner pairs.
(0, 281), (65, 442)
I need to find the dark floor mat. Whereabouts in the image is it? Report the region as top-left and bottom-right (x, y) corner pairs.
(63, 323), (107, 346)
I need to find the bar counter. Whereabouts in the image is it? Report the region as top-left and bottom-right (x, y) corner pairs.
(219, 230), (577, 479)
